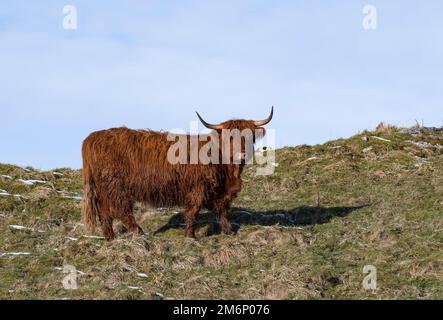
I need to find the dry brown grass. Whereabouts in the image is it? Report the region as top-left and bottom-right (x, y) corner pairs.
(375, 122), (398, 134)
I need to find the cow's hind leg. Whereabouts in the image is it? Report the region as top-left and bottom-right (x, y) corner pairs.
(119, 214), (144, 236)
(101, 215), (115, 241)
(98, 200), (115, 241)
(110, 200), (144, 237)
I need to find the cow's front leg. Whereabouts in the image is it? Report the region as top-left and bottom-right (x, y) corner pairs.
(184, 205), (201, 238)
(212, 199), (234, 235)
(226, 169), (243, 199)
(184, 190), (203, 238)
(212, 173), (242, 235)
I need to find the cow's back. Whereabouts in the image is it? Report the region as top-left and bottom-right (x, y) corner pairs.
(82, 127), (224, 207)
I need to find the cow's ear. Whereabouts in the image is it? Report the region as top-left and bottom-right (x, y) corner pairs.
(255, 127), (266, 139)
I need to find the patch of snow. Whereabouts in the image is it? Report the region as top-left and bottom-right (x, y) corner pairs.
(123, 266), (134, 272)
(52, 172), (64, 178)
(306, 156), (318, 161)
(370, 136), (391, 142)
(9, 225), (44, 233)
(137, 273), (148, 278)
(18, 179), (36, 186)
(62, 195), (82, 200)
(1, 252), (31, 257)
(0, 192), (26, 200)
(9, 224), (33, 231)
(18, 179), (50, 186)
(0, 175), (12, 180)
(363, 146), (373, 153)
(122, 265), (148, 279)
(127, 286), (144, 292)
(54, 267), (85, 275)
(65, 236), (79, 241)
(82, 235), (105, 240)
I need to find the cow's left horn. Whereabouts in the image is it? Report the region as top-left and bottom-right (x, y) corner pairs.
(253, 106), (274, 126)
(196, 112), (224, 130)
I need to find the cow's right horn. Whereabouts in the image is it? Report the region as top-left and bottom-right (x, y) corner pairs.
(196, 112), (224, 130)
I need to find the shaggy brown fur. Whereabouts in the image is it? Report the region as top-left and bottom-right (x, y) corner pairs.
(82, 118), (268, 240)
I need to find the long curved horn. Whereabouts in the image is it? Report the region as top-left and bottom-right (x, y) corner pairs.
(253, 106), (274, 126)
(195, 112), (224, 130)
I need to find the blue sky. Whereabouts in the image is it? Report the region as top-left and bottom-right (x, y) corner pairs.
(1, 1), (442, 169)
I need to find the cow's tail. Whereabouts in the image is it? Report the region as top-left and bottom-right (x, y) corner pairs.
(82, 160), (99, 233)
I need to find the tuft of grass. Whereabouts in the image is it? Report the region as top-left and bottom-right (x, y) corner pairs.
(0, 124), (442, 299)
(375, 122), (398, 134)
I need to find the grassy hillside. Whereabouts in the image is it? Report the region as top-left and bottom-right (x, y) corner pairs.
(1, 124), (442, 299)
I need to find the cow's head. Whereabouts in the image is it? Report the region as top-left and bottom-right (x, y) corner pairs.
(196, 107), (273, 164)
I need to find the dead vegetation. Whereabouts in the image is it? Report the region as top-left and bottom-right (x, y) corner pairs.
(0, 124), (442, 299)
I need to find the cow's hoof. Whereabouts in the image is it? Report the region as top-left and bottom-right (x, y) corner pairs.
(135, 226), (145, 235)
(104, 234), (115, 241)
(221, 224), (235, 236)
(184, 229), (196, 239)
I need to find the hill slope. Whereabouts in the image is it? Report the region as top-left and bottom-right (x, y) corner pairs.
(1, 124), (442, 299)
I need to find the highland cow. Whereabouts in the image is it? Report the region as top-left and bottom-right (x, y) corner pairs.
(82, 108), (273, 240)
